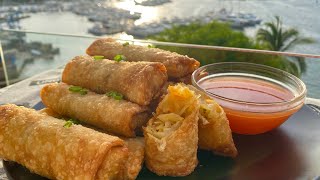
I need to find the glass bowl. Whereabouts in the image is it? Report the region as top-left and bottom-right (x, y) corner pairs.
(192, 62), (307, 135)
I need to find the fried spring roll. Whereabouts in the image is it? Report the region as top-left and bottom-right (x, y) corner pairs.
(188, 85), (238, 157)
(124, 138), (145, 180)
(86, 38), (200, 78)
(0, 104), (128, 180)
(38, 108), (145, 179)
(174, 74), (192, 84)
(40, 83), (150, 137)
(96, 147), (128, 180)
(62, 55), (167, 106)
(144, 84), (199, 176)
(39, 108), (62, 118)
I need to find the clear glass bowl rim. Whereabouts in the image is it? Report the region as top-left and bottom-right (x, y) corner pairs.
(191, 62), (307, 107)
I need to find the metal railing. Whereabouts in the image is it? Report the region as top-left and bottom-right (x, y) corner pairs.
(1, 28), (320, 99)
(3, 28), (320, 58)
(0, 41), (9, 86)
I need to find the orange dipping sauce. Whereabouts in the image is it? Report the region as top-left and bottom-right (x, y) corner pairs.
(199, 75), (302, 135)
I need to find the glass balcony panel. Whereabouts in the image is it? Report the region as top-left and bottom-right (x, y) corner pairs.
(1, 30), (319, 99)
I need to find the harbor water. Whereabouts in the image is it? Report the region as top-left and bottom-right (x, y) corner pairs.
(3, 0), (320, 98)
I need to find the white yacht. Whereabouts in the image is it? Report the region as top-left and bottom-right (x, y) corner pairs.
(134, 0), (171, 6)
(88, 23), (123, 36)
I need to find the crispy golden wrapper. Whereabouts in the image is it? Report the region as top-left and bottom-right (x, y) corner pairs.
(171, 74), (192, 84)
(188, 85), (238, 158)
(39, 108), (145, 179)
(124, 138), (145, 180)
(62, 55), (167, 106)
(144, 84), (199, 176)
(86, 38), (200, 78)
(40, 83), (150, 137)
(39, 108), (62, 118)
(96, 146), (128, 180)
(0, 104), (128, 180)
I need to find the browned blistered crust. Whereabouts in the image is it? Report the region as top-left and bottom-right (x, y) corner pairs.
(86, 38), (200, 78)
(62, 55), (168, 106)
(40, 83), (150, 137)
(0, 104), (127, 180)
(172, 74), (192, 85)
(188, 85), (238, 158)
(96, 146), (128, 180)
(144, 85), (199, 176)
(144, 114), (199, 176)
(38, 108), (62, 118)
(123, 137), (145, 180)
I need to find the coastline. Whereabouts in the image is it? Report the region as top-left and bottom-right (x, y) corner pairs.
(1, 0), (319, 98)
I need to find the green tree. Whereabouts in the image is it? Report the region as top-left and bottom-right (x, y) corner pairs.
(256, 16), (315, 73)
(149, 21), (303, 77)
(257, 16), (314, 51)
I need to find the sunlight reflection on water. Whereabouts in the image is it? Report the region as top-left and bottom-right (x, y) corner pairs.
(114, 0), (159, 25)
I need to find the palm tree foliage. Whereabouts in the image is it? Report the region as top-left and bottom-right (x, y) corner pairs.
(257, 16), (315, 74)
(257, 16), (314, 51)
(149, 21), (304, 77)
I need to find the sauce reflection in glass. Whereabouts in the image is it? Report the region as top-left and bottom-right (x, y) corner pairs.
(192, 63), (306, 135)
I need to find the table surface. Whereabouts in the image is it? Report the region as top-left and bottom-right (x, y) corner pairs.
(1, 69), (320, 180)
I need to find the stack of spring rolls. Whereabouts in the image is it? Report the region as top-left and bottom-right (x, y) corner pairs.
(0, 38), (238, 180)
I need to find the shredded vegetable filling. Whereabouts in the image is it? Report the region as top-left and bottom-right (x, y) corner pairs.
(149, 113), (184, 139)
(199, 99), (223, 125)
(147, 84), (198, 139)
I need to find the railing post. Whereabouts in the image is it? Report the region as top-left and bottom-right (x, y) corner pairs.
(0, 41), (10, 86)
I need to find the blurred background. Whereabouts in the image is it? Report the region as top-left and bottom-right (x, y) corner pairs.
(0, 0), (319, 98)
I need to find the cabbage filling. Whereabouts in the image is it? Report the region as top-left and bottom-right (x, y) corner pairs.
(199, 99), (223, 125)
(148, 113), (184, 139)
(146, 84), (198, 139)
